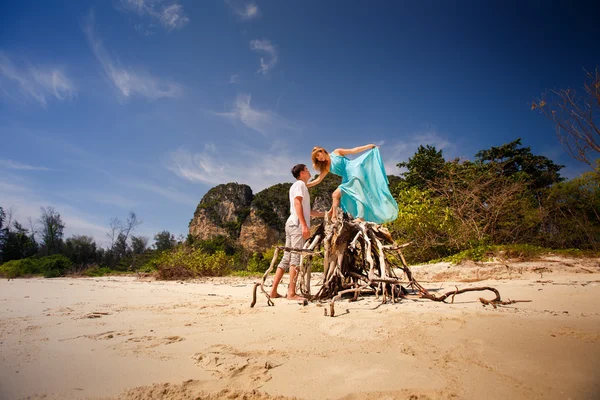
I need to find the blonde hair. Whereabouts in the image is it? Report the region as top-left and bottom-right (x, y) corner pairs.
(311, 146), (330, 173)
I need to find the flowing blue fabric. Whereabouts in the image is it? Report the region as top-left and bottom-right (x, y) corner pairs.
(329, 148), (398, 224)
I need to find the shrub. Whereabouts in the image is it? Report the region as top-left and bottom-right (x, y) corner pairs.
(0, 254), (72, 278)
(155, 246), (232, 280)
(387, 184), (456, 263)
(38, 254), (73, 278)
(81, 266), (114, 277)
(0, 258), (38, 278)
(246, 247), (284, 273)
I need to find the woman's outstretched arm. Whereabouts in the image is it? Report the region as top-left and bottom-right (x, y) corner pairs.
(333, 144), (377, 157)
(306, 170), (328, 188)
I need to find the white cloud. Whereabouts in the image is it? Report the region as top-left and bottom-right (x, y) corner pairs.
(250, 39), (277, 75)
(211, 93), (298, 136)
(0, 159), (49, 171)
(165, 143), (298, 192)
(0, 53), (76, 107)
(229, 74), (240, 84)
(226, 0), (260, 20)
(118, 0), (189, 30)
(83, 12), (183, 100)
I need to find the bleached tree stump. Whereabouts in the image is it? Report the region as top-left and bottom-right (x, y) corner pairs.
(250, 208), (530, 315)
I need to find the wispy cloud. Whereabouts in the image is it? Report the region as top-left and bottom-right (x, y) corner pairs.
(85, 192), (140, 209)
(226, 0), (260, 20)
(134, 23), (156, 36)
(382, 131), (454, 175)
(0, 177), (110, 245)
(126, 180), (197, 206)
(250, 39), (277, 75)
(229, 74), (240, 84)
(211, 93), (298, 136)
(0, 53), (76, 107)
(83, 11), (183, 100)
(117, 0), (189, 30)
(0, 159), (50, 171)
(165, 142), (298, 191)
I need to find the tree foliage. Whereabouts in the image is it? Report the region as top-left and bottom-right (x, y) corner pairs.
(252, 183), (292, 231)
(38, 206), (65, 256)
(154, 230), (176, 251)
(474, 138), (564, 191)
(64, 235), (98, 266)
(390, 139), (598, 263)
(397, 145), (446, 190)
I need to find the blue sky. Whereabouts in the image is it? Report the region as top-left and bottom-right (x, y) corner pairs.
(1, 0), (598, 245)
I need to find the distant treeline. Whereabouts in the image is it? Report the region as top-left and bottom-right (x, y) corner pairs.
(0, 207), (180, 278)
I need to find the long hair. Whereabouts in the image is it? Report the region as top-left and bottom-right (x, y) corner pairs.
(311, 146), (330, 174)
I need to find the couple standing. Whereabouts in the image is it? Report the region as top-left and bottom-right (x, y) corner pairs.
(270, 144), (399, 301)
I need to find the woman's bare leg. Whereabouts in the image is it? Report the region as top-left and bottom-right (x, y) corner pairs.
(329, 187), (342, 221)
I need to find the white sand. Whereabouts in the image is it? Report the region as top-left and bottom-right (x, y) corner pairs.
(1, 259), (599, 400)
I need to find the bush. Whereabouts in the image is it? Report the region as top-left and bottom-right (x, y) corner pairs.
(155, 246), (232, 280)
(432, 244), (600, 265)
(0, 258), (38, 278)
(311, 254), (324, 273)
(387, 184), (456, 263)
(246, 247), (284, 273)
(81, 266), (114, 277)
(194, 235), (238, 255)
(0, 254), (72, 278)
(38, 254), (73, 278)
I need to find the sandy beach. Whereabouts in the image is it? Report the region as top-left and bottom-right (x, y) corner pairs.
(1, 258), (600, 400)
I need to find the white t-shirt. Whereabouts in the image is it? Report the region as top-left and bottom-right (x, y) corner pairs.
(289, 180), (311, 228)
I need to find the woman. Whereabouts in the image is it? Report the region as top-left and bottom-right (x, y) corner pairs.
(308, 144), (398, 224)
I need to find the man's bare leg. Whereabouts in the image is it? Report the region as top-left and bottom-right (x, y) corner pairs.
(287, 265), (306, 301)
(270, 267), (285, 298)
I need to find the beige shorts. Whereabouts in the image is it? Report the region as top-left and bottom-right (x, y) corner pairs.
(277, 217), (305, 272)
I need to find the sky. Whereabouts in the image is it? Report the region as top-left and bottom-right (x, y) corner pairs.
(1, 0), (599, 246)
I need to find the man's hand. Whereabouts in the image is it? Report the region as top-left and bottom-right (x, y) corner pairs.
(301, 224), (310, 239)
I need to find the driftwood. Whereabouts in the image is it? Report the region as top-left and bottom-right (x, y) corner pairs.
(251, 208), (530, 315)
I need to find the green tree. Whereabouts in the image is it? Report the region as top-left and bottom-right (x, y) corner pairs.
(64, 235), (98, 266)
(154, 230), (175, 251)
(39, 206), (65, 255)
(474, 138), (564, 191)
(0, 206), (7, 262)
(131, 236), (149, 255)
(388, 182), (455, 262)
(397, 145), (446, 189)
(540, 166), (600, 249)
(1, 221), (38, 261)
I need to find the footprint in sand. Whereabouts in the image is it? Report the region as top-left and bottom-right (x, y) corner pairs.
(193, 345), (282, 384)
(126, 335), (185, 348)
(86, 330), (134, 340)
(551, 328), (600, 343)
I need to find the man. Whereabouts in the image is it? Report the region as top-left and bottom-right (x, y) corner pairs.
(270, 164), (324, 301)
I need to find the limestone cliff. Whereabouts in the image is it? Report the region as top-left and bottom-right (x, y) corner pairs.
(238, 183), (291, 252)
(188, 183), (253, 240)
